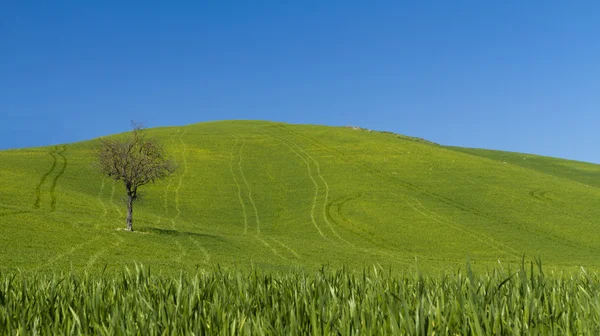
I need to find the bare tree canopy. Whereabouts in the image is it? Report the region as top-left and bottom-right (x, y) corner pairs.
(97, 122), (177, 231)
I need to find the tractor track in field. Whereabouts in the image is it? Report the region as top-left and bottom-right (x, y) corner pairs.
(39, 235), (102, 270)
(187, 236), (210, 264)
(170, 129), (211, 264)
(325, 194), (389, 249)
(284, 134), (346, 242)
(256, 236), (287, 261)
(270, 124), (539, 260)
(96, 177), (108, 218)
(154, 129), (178, 229)
(274, 125), (600, 260)
(262, 127), (365, 248)
(110, 181), (123, 217)
(229, 137), (249, 234)
(227, 133), (280, 259)
(263, 127), (421, 259)
(227, 132), (291, 261)
(49, 145), (67, 212)
(86, 233), (124, 271)
(268, 237), (301, 259)
(174, 240), (188, 264)
(257, 128), (326, 239)
(171, 129), (188, 230)
(153, 174), (172, 229)
(270, 125), (536, 246)
(170, 129), (194, 264)
(456, 174), (600, 255)
(325, 193), (427, 263)
(152, 130), (187, 264)
(529, 189), (553, 201)
(237, 141), (261, 234)
(406, 197), (520, 259)
(455, 173), (597, 230)
(33, 147), (58, 209)
(280, 122), (598, 240)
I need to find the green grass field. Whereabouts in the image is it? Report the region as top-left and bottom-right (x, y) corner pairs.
(2, 261), (599, 334)
(1, 120), (600, 274)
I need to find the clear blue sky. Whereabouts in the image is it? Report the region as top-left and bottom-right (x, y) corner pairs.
(2, 2), (599, 162)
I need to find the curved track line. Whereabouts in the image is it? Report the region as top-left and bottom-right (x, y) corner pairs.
(264, 128), (357, 246)
(467, 161), (600, 255)
(256, 236), (286, 260)
(167, 129), (199, 265)
(86, 233), (124, 270)
(149, 129), (186, 267)
(326, 194), (393, 249)
(265, 127), (408, 253)
(228, 133), (286, 261)
(110, 181), (123, 217)
(152, 215), (162, 229)
(39, 235), (102, 270)
(325, 194), (426, 263)
(154, 129), (179, 229)
(163, 178), (172, 217)
(228, 137), (249, 234)
(529, 189), (552, 201)
(264, 126), (519, 265)
(268, 237), (300, 259)
(276, 123), (519, 260)
(407, 197), (519, 259)
(174, 239), (188, 264)
(273, 125), (516, 255)
(96, 177), (108, 218)
(33, 147), (58, 209)
(274, 123), (529, 264)
(274, 125), (530, 248)
(187, 236), (210, 264)
(153, 174), (172, 228)
(456, 173), (594, 227)
(283, 137), (350, 243)
(171, 129), (188, 229)
(49, 145), (67, 212)
(257, 130), (324, 238)
(162, 172), (173, 217)
(238, 142), (261, 234)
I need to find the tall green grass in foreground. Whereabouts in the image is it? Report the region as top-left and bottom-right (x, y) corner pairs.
(1, 261), (599, 335)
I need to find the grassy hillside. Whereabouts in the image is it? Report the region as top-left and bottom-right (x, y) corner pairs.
(1, 120), (600, 273)
(448, 146), (600, 188)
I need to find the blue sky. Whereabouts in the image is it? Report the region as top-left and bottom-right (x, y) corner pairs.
(2, 2), (599, 163)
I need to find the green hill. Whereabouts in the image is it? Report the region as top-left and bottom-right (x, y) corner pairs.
(1, 120), (600, 273)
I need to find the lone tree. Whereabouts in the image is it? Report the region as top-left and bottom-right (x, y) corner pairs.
(97, 122), (176, 231)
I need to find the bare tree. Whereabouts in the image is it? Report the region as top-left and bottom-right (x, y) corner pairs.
(97, 122), (177, 231)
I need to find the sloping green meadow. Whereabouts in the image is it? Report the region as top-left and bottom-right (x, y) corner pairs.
(1, 120), (600, 273)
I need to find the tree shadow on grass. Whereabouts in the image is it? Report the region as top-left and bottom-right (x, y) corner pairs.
(140, 227), (227, 242)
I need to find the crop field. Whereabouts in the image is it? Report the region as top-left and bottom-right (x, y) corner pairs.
(1, 121), (600, 274)
(1, 261), (599, 334)
(2, 120), (600, 333)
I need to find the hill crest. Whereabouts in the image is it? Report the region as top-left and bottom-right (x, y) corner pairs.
(1, 120), (599, 273)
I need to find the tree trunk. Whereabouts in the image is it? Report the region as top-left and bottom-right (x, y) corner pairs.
(126, 194), (134, 231)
